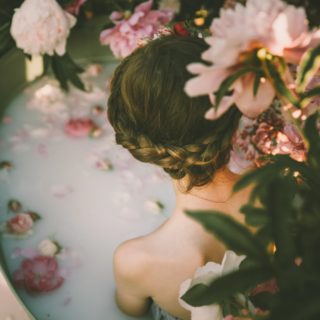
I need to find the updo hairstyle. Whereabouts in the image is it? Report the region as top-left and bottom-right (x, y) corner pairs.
(107, 35), (241, 191)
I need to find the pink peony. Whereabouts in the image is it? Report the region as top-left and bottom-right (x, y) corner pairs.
(13, 255), (64, 294)
(64, 118), (96, 138)
(10, 0), (76, 56)
(100, 0), (174, 59)
(7, 213), (34, 235)
(185, 0), (320, 120)
(65, 0), (87, 16)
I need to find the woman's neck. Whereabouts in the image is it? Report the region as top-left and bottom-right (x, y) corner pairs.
(173, 167), (242, 212)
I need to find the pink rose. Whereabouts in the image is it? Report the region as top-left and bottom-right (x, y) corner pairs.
(100, 0), (174, 59)
(7, 213), (34, 235)
(64, 118), (96, 138)
(65, 0), (87, 16)
(13, 255), (64, 294)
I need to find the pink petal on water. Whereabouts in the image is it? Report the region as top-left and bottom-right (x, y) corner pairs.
(51, 185), (74, 198)
(37, 144), (48, 157)
(61, 296), (72, 306)
(2, 116), (12, 124)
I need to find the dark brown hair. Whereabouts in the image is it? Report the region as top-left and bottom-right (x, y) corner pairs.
(107, 35), (240, 190)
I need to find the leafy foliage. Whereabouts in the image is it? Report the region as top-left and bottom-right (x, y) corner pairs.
(183, 111), (320, 320)
(296, 45), (320, 92)
(47, 53), (85, 91)
(0, 0), (22, 57)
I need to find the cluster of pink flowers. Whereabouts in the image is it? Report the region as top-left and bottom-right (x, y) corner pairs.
(13, 255), (64, 294)
(231, 108), (306, 170)
(185, 0), (320, 120)
(100, 0), (174, 59)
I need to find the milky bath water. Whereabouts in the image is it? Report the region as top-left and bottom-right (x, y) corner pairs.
(0, 63), (175, 320)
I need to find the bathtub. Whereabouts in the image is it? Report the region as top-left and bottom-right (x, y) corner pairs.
(0, 20), (175, 320)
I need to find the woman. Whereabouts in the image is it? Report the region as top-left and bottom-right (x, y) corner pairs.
(107, 35), (252, 320)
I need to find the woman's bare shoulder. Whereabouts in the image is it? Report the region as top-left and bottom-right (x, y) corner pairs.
(113, 235), (153, 284)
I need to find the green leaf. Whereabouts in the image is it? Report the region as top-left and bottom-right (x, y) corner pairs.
(0, 21), (15, 57)
(271, 294), (320, 320)
(240, 256), (263, 270)
(215, 66), (257, 108)
(43, 55), (52, 75)
(300, 86), (320, 107)
(250, 291), (277, 311)
(266, 178), (296, 266)
(240, 205), (269, 227)
(186, 211), (268, 261)
(181, 267), (272, 306)
(296, 44), (320, 92)
(253, 72), (262, 97)
(254, 226), (273, 248)
(51, 53), (85, 91)
(233, 166), (274, 193)
(304, 112), (320, 167)
(234, 155), (312, 194)
(264, 59), (300, 107)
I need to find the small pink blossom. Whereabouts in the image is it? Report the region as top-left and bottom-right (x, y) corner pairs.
(2, 116), (12, 124)
(277, 124), (306, 161)
(252, 122), (278, 155)
(65, 0), (87, 16)
(250, 278), (279, 296)
(7, 213), (34, 235)
(37, 143), (48, 157)
(100, 0), (174, 58)
(64, 118), (96, 138)
(61, 296), (72, 306)
(295, 256), (303, 266)
(13, 255), (64, 294)
(51, 184), (74, 198)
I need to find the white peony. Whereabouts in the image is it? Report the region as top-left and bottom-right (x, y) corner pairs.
(179, 251), (246, 320)
(38, 239), (59, 256)
(10, 0), (77, 56)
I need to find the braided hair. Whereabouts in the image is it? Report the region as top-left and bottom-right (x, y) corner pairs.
(107, 35), (241, 191)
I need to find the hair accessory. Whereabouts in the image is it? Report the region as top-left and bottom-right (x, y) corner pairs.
(137, 20), (204, 48)
(173, 22), (191, 36)
(137, 27), (173, 47)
